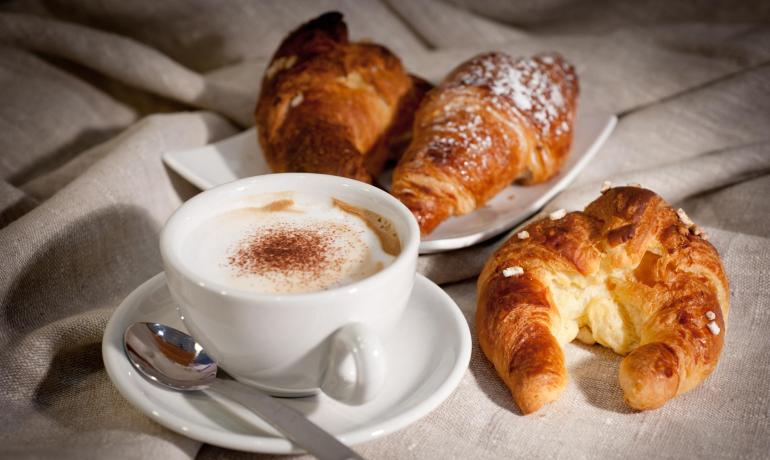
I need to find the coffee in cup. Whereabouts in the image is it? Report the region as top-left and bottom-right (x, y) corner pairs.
(180, 193), (401, 294)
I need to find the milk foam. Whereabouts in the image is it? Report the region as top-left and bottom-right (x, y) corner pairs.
(180, 192), (399, 294)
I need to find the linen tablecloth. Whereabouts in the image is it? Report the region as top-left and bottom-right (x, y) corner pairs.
(1, 1), (769, 458)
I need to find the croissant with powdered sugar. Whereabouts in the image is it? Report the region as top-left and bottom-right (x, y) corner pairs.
(392, 52), (579, 235)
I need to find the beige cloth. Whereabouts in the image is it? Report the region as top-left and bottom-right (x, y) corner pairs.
(1, 1), (769, 458)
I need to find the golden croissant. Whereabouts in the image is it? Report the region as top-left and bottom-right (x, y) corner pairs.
(392, 52), (579, 234)
(255, 11), (429, 183)
(477, 186), (729, 413)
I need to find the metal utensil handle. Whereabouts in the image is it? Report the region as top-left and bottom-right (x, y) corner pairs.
(209, 379), (364, 460)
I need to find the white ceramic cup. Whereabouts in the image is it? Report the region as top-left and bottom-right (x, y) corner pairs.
(160, 173), (419, 404)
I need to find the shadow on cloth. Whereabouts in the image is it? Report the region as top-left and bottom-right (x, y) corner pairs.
(163, 162), (200, 203)
(9, 126), (126, 186)
(568, 342), (633, 414)
(27, 337), (198, 449)
(470, 335), (634, 415)
(2, 204), (163, 341)
(0, 183), (38, 229)
(34, 341), (104, 408)
(467, 327), (524, 416)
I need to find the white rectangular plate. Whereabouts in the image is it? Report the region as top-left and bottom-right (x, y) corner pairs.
(163, 110), (616, 254)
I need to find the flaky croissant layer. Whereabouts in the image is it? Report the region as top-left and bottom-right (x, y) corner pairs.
(477, 186), (729, 413)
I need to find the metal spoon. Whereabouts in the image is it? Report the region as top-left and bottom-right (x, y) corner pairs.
(124, 322), (364, 460)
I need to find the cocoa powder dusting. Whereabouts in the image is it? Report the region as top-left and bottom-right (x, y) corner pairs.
(227, 224), (344, 283)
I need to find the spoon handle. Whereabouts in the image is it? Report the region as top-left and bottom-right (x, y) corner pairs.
(209, 379), (365, 460)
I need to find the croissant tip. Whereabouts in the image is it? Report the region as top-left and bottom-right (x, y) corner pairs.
(300, 11), (346, 37)
(314, 11), (344, 23)
(514, 388), (564, 415)
(280, 11), (348, 54)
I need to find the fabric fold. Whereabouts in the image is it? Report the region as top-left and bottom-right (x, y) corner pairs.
(0, 12), (254, 126)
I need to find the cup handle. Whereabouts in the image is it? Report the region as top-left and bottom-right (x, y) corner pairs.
(320, 323), (386, 405)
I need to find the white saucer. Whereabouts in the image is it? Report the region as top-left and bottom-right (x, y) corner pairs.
(102, 273), (471, 454)
(163, 109), (616, 254)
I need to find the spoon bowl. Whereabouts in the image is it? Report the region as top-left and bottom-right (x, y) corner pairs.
(125, 322), (216, 390)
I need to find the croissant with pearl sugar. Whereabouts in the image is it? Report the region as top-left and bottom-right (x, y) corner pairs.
(476, 186), (729, 413)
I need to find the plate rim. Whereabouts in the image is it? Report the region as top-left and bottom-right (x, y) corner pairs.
(162, 129), (258, 191)
(102, 272), (472, 454)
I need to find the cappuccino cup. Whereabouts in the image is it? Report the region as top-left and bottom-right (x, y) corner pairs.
(160, 173), (419, 404)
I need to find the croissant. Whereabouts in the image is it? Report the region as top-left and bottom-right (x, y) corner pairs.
(476, 186), (729, 413)
(392, 52), (579, 234)
(255, 12), (429, 183)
